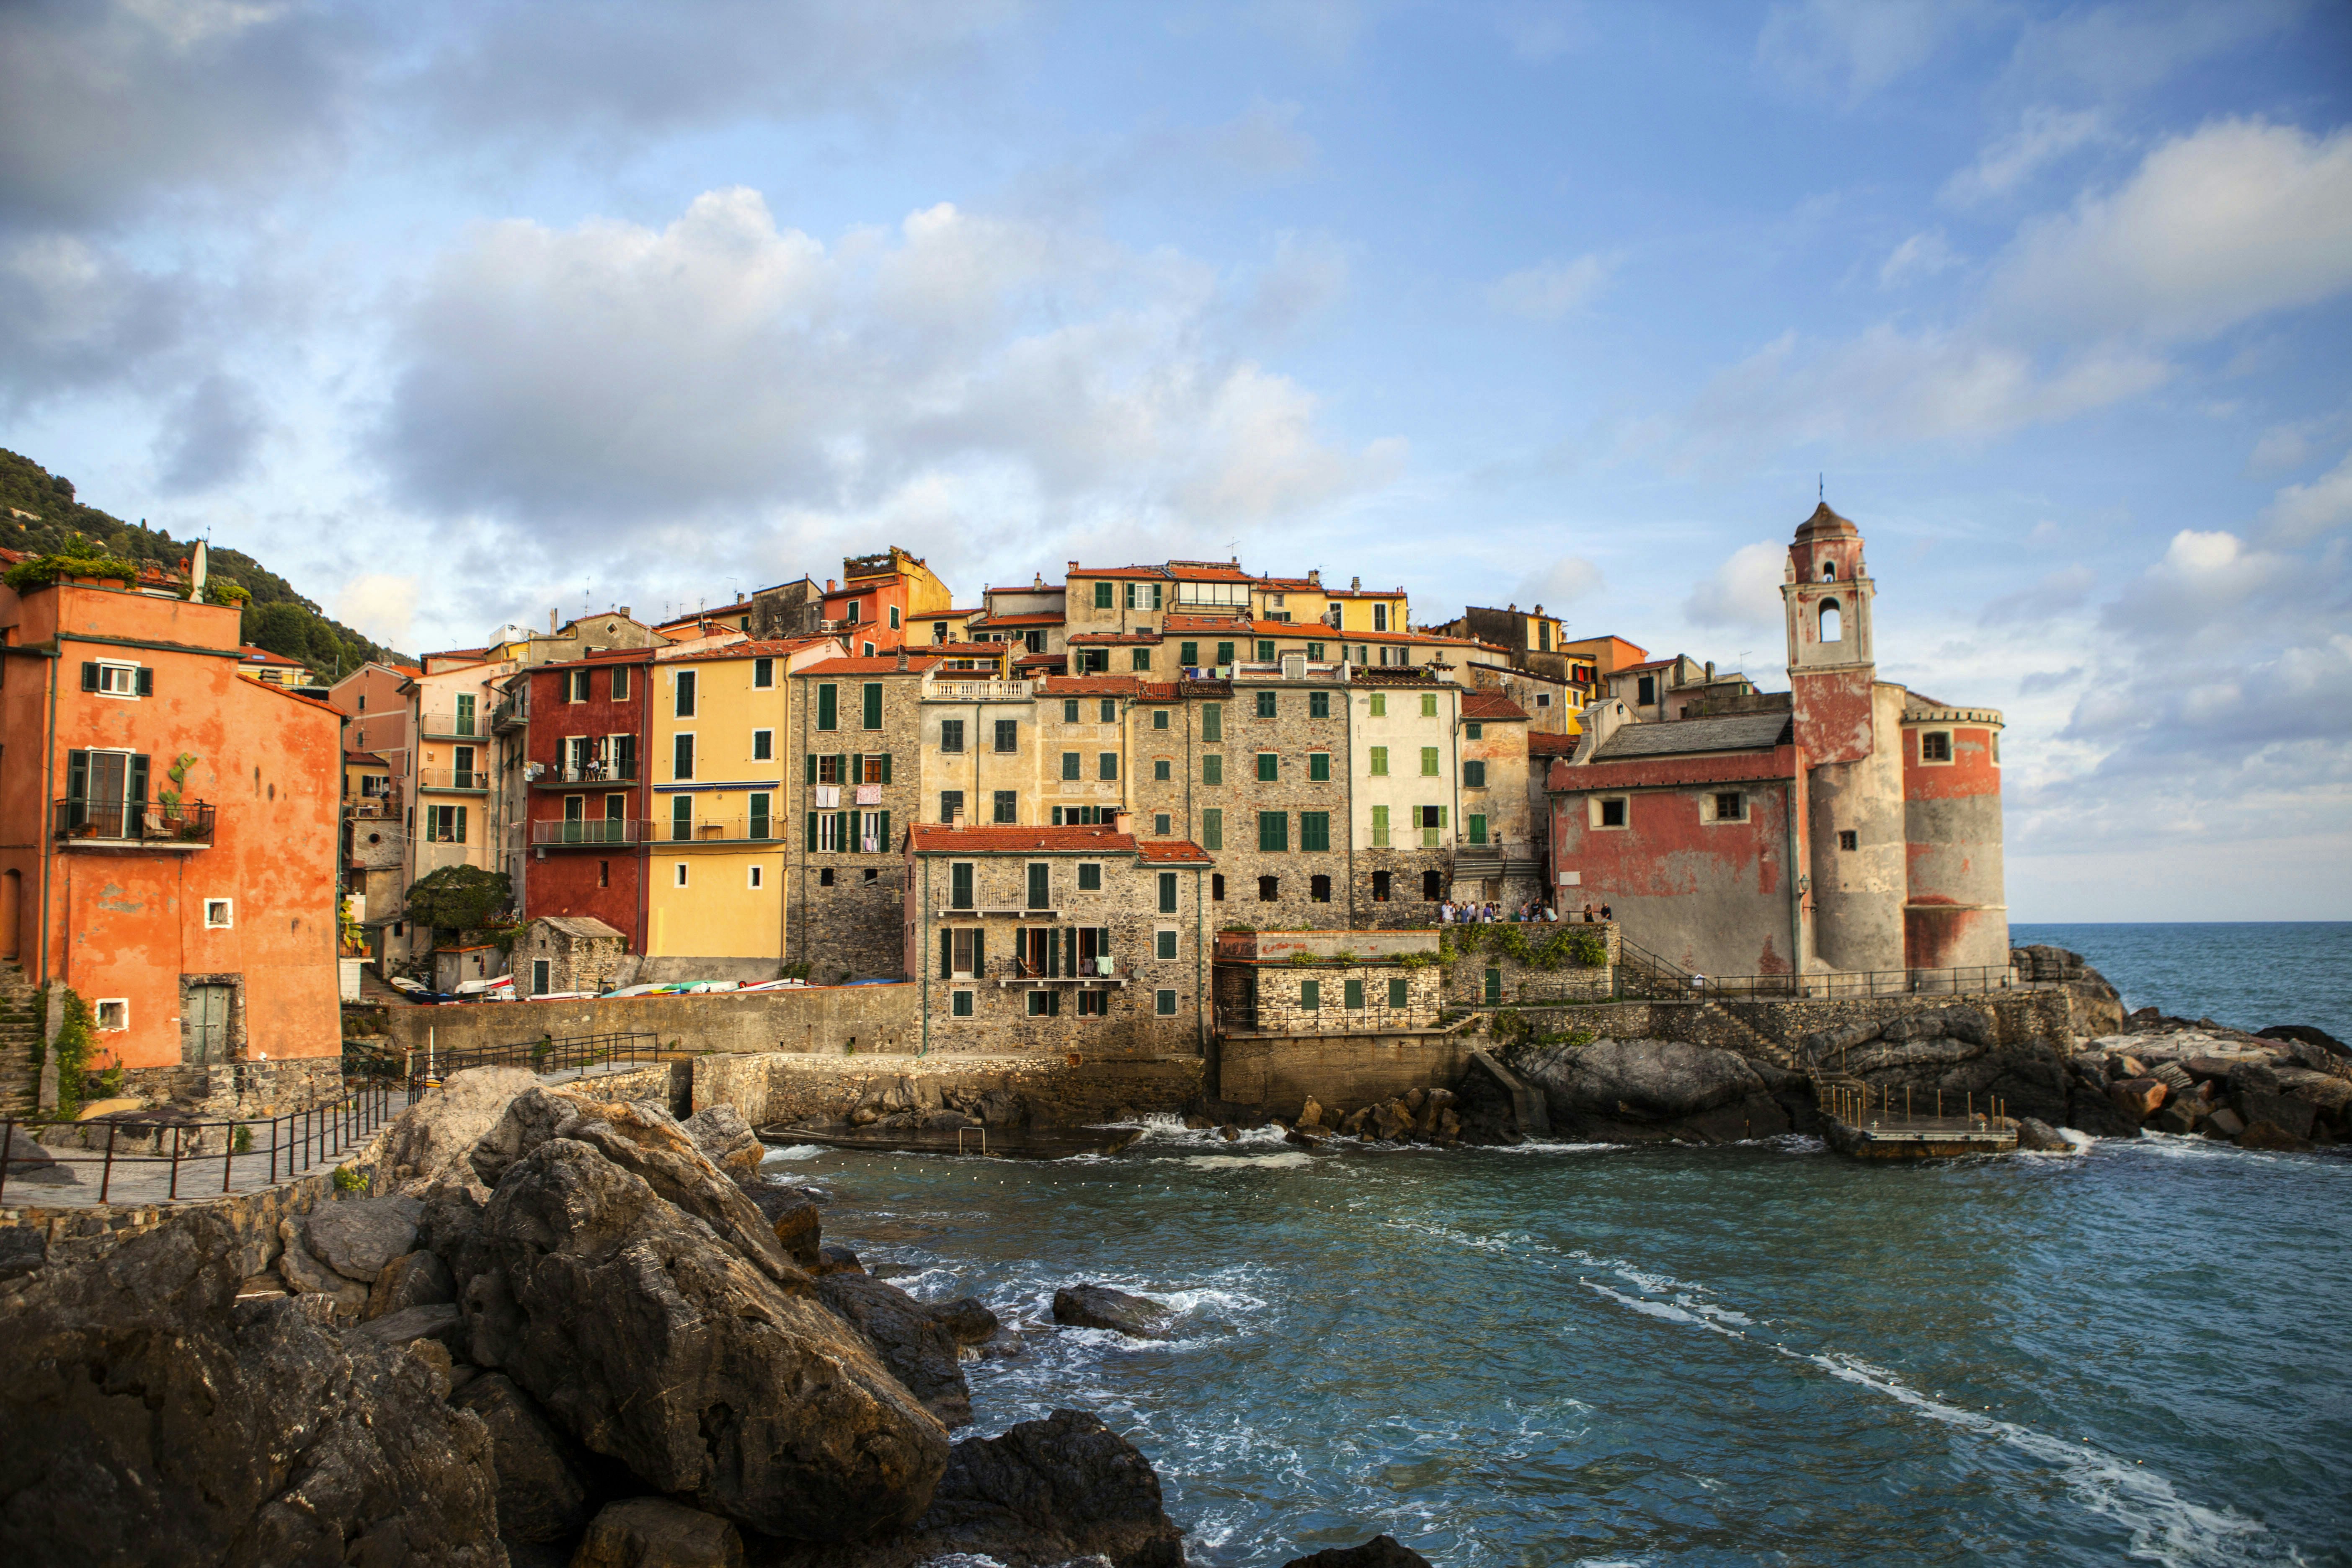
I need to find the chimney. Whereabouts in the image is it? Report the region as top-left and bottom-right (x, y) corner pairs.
(1350, 576), (1361, 591)
(946, 801), (963, 827)
(1507, 602), (1517, 612)
(618, 606), (630, 620)
(1114, 810), (1134, 836)
(826, 579), (836, 592)
(895, 646), (908, 671)
(1067, 560), (1079, 576)
(1705, 660), (1715, 682)
(548, 609), (557, 632)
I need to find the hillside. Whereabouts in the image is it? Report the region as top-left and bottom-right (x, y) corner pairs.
(0, 449), (409, 677)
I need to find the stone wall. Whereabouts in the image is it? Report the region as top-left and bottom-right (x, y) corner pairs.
(692, 1050), (1205, 1129)
(379, 982), (921, 1059)
(1348, 847), (1450, 926)
(1722, 986), (2071, 1059)
(115, 1055), (347, 1119)
(1216, 1026), (1479, 1111)
(1441, 921), (1618, 1007)
(1205, 682), (1354, 930)
(786, 666), (925, 982)
(1239, 962), (1444, 1034)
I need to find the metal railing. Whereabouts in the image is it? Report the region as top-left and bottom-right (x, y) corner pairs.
(52, 798), (217, 847)
(403, 1031), (664, 1094)
(1818, 1077), (2014, 1134)
(418, 711), (484, 739)
(492, 694), (527, 732)
(1005, 958), (1126, 983)
(531, 817), (653, 847)
(416, 768), (490, 791)
(656, 817), (779, 845)
(534, 761), (640, 785)
(1646, 964), (2023, 1000)
(0, 1082), (399, 1205)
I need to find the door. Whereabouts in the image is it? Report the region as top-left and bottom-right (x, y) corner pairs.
(532, 959), (550, 996)
(187, 984), (232, 1064)
(455, 694), (476, 736)
(564, 795), (586, 844)
(69, 750), (140, 837)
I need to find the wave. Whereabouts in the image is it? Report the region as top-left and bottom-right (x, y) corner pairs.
(759, 1143), (830, 1162)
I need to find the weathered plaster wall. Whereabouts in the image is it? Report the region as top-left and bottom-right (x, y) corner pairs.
(1901, 720), (2008, 971)
(1805, 683), (1908, 974)
(379, 982), (920, 1058)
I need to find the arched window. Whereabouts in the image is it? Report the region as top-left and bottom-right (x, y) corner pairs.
(1820, 599), (1843, 643)
(1821, 560), (1836, 580)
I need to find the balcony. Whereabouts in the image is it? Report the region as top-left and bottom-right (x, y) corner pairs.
(924, 678), (1034, 703)
(997, 957), (1128, 986)
(491, 694), (528, 733)
(419, 711), (485, 740)
(532, 761), (640, 787)
(345, 796), (399, 818)
(416, 767), (491, 793)
(53, 798), (216, 851)
(531, 818), (653, 847)
(940, 901), (1061, 918)
(651, 817), (781, 847)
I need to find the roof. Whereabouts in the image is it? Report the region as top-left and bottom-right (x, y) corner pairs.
(909, 824), (1140, 854)
(1136, 840), (1213, 864)
(1590, 712), (1794, 760)
(1013, 653), (1066, 669)
(660, 636), (837, 664)
(1323, 587), (1406, 598)
(1038, 675), (1180, 698)
(1068, 565), (1171, 581)
(906, 607), (981, 619)
(237, 644), (307, 666)
(793, 655), (945, 676)
(533, 914), (626, 941)
(344, 749), (388, 765)
(249, 680), (343, 718)
(1066, 631), (1162, 645)
(967, 612), (1064, 628)
(1461, 690), (1528, 721)
(1794, 501), (1859, 544)
(927, 641), (1010, 656)
(1617, 657), (1686, 674)
(1528, 733), (1580, 756)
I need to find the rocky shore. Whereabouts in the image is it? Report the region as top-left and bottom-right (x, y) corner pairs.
(0, 1071), (1432, 1568)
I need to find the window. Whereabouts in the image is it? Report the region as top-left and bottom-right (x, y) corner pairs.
(813, 754), (842, 786)
(1466, 721), (1483, 741)
(1154, 812), (1171, 835)
(1154, 758), (1171, 781)
(1373, 604), (1389, 632)
(819, 867), (835, 885)
(1310, 873), (1332, 902)
(1255, 640), (1274, 662)
(1921, 731), (1953, 763)
(1156, 988), (1177, 1016)
(1711, 791), (1746, 822)
(1156, 929), (1177, 960)
(1420, 747), (1440, 777)
(1371, 804), (1390, 847)
(1028, 990), (1060, 1017)
(817, 684), (838, 730)
(1389, 976), (1409, 1010)
(1100, 698), (1117, 723)
(1201, 808), (1223, 851)
(567, 669), (589, 703)
(1301, 811), (1331, 852)
(940, 718), (965, 754)
(1467, 814), (1487, 845)
(1180, 641), (1199, 666)
(994, 720), (1019, 753)
(1992, 734), (2001, 764)
(671, 795), (693, 840)
(1064, 698), (1081, 723)
(1094, 581), (1114, 609)
(862, 683), (883, 729)
(1132, 648), (1151, 671)
(1307, 643), (1326, 664)
(749, 792), (772, 840)
(846, 600), (862, 624)
(993, 790), (1018, 824)
(1300, 979), (1320, 1010)
(889, 606), (901, 630)
(1252, 691), (1276, 719)
(940, 789), (965, 824)
(1062, 751), (1082, 781)
(1308, 752), (1330, 782)
(1421, 694), (1438, 718)
(1372, 869), (1391, 902)
(204, 899), (233, 929)
(1201, 703), (1223, 741)
(1027, 863), (1051, 909)
(675, 669), (697, 717)
(1255, 752), (1278, 782)
(1422, 869), (1443, 901)
(1420, 803), (1446, 847)
(952, 990), (974, 1018)
(1203, 754), (1223, 786)
(1152, 710), (1169, 730)
(598, 860), (610, 888)
(1463, 759), (1486, 788)
(1258, 811), (1288, 852)
(1838, 829), (1858, 851)
(753, 729), (773, 761)
(673, 734), (694, 780)
(1079, 863), (1102, 891)
(1074, 989), (1109, 1017)
(1099, 752), (1118, 781)
(748, 864), (764, 889)
(1212, 873), (1226, 901)
(426, 804), (467, 842)
(1369, 746), (1389, 777)
(753, 657), (774, 688)
(96, 999), (129, 1031)
(674, 863), (689, 888)
(1216, 641), (1235, 666)
(1484, 966), (1502, 1004)
(1820, 600), (1843, 643)
(1344, 978), (1364, 1010)
(1637, 675), (1656, 706)
(1157, 871), (1178, 913)
(1258, 876), (1279, 902)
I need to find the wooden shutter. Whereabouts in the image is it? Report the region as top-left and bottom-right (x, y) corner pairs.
(876, 811), (890, 849)
(817, 684), (837, 729)
(454, 806), (468, 843)
(136, 668), (154, 696)
(879, 752), (892, 784)
(129, 754), (150, 804)
(806, 754), (817, 785)
(79, 663), (99, 691)
(806, 813), (818, 850)
(940, 930), (953, 979)
(973, 930), (985, 974)
(862, 682), (882, 728)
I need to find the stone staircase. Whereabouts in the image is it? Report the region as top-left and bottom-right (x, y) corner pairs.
(0, 963), (47, 1120)
(1611, 938), (1805, 1073)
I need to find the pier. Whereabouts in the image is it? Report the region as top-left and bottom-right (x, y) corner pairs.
(1817, 1080), (2017, 1160)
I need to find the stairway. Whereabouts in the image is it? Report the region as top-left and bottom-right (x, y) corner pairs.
(0, 963), (47, 1120)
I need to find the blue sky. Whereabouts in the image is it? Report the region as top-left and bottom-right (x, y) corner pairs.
(4, 0), (2349, 920)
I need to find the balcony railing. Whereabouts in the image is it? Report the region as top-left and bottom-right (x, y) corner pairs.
(345, 796), (398, 817)
(531, 818), (653, 847)
(653, 817), (780, 845)
(492, 694), (527, 733)
(924, 678), (1034, 703)
(53, 798), (217, 849)
(1000, 956), (1127, 985)
(416, 767), (491, 792)
(418, 711), (484, 739)
(533, 762), (640, 786)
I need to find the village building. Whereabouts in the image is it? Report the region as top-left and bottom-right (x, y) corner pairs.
(1547, 503), (2006, 979)
(818, 547), (954, 657)
(234, 643), (313, 687)
(1348, 666), (1463, 920)
(521, 646), (658, 953)
(1451, 689), (1539, 906)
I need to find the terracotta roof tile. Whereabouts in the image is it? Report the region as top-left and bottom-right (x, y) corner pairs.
(1461, 690), (1529, 721)
(794, 655), (946, 676)
(908, 824), (1139, 854)
(1066, 631), (1162, 645)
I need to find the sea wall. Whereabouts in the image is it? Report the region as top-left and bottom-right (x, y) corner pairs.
(694, 1051), (1206, 1129)
(379, 982), (921, 1059)
(1216, 1028), (1479, 1109)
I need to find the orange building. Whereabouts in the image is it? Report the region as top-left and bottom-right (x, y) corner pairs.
(0, 570), (343, 1102)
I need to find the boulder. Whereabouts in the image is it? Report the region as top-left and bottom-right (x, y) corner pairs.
(745, 1182), (824, 1269)
(2256, 1023), (2349, 1058)
(475, 1137), (949, 1540)
(2232, 1090), (2316, 1141)
(368, 1248), (456, 1320)
(928, 1296), (1001, 1347)
(818, 1272), (974, 1427)
(276, 1218), (369, 1307)
(2108, 1078), (2166, 1120)
(2207, 1106), (2246, 1139)
(682, 1103), (767, 1182)
(2274, 1067), (2352, 1116)
(304, 1193), (425, 1283)
(355, 1302), (470, 1353)
(575, 1498), (746, 1568)
(469, 1085), (589, 1187)
(818, 1244), (866, 1276)
(449, 1372), (594, 1543)
(379, 1064), (542, 1192)
(1296, 1097), (1325, 1129)
(2238, 1121), (2314, 1153)
(0, 1210), (503, 1565)
(1512, 1036), (1794, 1140)
(2014, 1117), (2078, 1153)
(1284, 1536), (1436, 1568)
(2152, 1098), (2206, 1135)
(1371, 1100), (1414, 1140)
(416, 1173), (497, 1293)
(2227, 1059), (2283, 1098)
(1053, 1284), (1175, 1341)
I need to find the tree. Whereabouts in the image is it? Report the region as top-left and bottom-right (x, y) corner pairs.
(403, 865), (512, 935)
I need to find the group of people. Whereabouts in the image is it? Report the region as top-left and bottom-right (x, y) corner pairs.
(1437, 898), (1617, 925)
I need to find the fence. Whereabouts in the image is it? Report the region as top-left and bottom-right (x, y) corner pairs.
(0, 1081), (400, 1205)
(400, 1031), (664, 1095)
(1818, 1077), (2014, 1133)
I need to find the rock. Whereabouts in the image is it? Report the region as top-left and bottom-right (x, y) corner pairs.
(681, 1103), (768, 1181)
(2238, 1121), (2314, 1153)
(2184, 1056), (2241, 1082)
(2065, 1069), (2142, 1138)
(1339, 1107), (1373, 1137)
(2257, 1023), (2350, 1057)
(1284, 1535), (1436, 1568)
(2114, 1056), (2149, 1080)
(2014, 1117), (2078, 1152)
(850, 1106), (880, 1127)
(355, 1301), (470, 1352)
(919, 1110), (977, 1131)
(0, 1209), (502, 1565)
(2108, 1078), (2166, 1120)
(928, 1296), (1001, 1347)
(2232, 1090), (2316, 1141)
(2227, 1059), (2283, 1098)
(745, 1182), (825, 1269)
(368, 1248), (456, 1319)
(276, 1217), (369, 1307)
(820, 1272), (973, 1427)
(0, 1142), (78, 1186)
(575, 1497), (746, 1568)
(978, 1329), (1027, 1360)
(1512, 1036), (1795, 1141)
(305, 1193), (425, 1283)
(818, 1243), (866, 1276)
(1053, 1284), (1175, 1340)
(1296, 1097), (1324, 1129)
(417, 1173), (498, 1293)
(1219, 1124), (1239, 1142)
(477, 1137), (948, 1540)
(469, 1085), (588, 1187)
(405, 1336), (456, 1398)
(449, 1372), (594, 1543)
(2152, 1098), (2206, 1135)
(377, 1064), (543, 1193)
(894, 1409), (1184, 1568)
(2207, 1106), (2246, 1139)
(234, 1272), (288, 1301)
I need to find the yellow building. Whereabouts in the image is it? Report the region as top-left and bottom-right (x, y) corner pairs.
(1323, 578), (1410, 635)
(643, 638), (836, 962)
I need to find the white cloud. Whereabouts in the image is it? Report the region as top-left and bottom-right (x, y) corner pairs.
(2100, 528), (2295, 641)
(1939, 107), (2106, 206)
(1878, 229), (1961, 288)
(1756, 0), (1960, 98)
(2263, 449), (2352, 545)
(1495, 0), (1590, 63)
(1487, 254), (1611, 321)
(1683, 541), (1788, 630)
(1978, 563), (2096, 625)
(1998, 0), (2306, 102)
(1513, 553), (1607, 613)
(335, 572), (421, 651)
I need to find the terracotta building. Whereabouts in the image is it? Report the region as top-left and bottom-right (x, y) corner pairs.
(1546, 504), (2007, 979)
(519, 646), (657, 952)
(0, 571), (341, 1097)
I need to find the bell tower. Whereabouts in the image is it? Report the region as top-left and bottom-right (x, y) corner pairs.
(1783, 501), (1873, 676)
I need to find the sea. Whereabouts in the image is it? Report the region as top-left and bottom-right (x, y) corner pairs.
(765, 923), (2352, 1566)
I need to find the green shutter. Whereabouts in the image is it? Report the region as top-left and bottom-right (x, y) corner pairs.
(1345, 978), (1363, 1010)
(806, 754), (817, 785)
(862, 682), (883, 728)
(806, 814), (818, 850)
(1468, 814), (1486, 845)
(817, 683), (837, 729)
(454, 806), (467, 844)
(1309, 752), (1330, 781)
(1203, 754), (1221, 785)
(1371, 805), (1389, 847)
(1259, 811), (1287, 852)
(1485, 966), (1502, 1004)
(1389, 977), (1408, 1009)
(1180, 641), (1198, 665)
(941, 930), (954, 979)
(1301, 812), (1330, 852)
(877, 810), (890, 849)
(1202, 703), (1221, 741)
(973, 930), (984, 973)
(880, 752), (892, 784)
(1301, 979), (1319, 1010)
(1202, 808), (1222, 851)
(1159, 872), (1176, 913)
(1216, 641), (1234, 665)
(1256, 752), (1277, 782)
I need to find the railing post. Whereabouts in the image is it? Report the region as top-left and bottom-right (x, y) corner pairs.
(169, 1125), (181, 1200)
(0, 1119), (13, 1204)
(223, 1119), (235, 1192)
(270, 1113), (279, 1183)
(99, 1122), (118, 1204)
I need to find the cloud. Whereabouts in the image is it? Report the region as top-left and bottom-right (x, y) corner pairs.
(1683, 542), (1788, 630)
(2262, 450), (2352, 545)
(335, 572), (422, 651)
(1494, 0), (1590, 62)
(154, 372), (265, 493)
(1487, 254), (1611, 321)
(1998, 0), (2307, 102)
(1978, 563), (2096, 625)
(1513, 554), (1607, 613)
(1756, 0), (1962, 98)
(0, 233), (191, 409)
(2099, 528), (2295, 642)
(1878, 230), (1960, 288)
(377, 188), (1403, 562)
(2018, 665), (2085, 696)
(1939, 107), (2107, 205)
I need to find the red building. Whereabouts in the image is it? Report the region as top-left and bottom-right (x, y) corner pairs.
(520, 646), (655, 950)
(818, 547), (954, 656)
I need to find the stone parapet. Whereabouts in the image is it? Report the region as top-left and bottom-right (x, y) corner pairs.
(693, 1050), (1204, 1130)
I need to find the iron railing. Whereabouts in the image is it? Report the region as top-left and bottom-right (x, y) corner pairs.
(52, 798), (217, 847)
(531, 817), (653, 847)
(1642, 964), (2023, 1000)
(1004, 958), (1127, 983)
(656, 817), (780, 845)
(418, 710), (484, 739)
(415, 767), (490, 791)
(403, 1031), (664, 1095)
(491, 693), (528, 732)
(534, 761), (640, 786)
(0, 1082), (399, 1205)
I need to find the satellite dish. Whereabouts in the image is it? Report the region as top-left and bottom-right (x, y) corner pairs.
(189, 540), (208, 604)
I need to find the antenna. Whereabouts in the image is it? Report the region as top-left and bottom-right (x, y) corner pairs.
(1819, 473), (1824, 503)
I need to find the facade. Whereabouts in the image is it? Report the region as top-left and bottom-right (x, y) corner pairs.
(395, 653), (516, 962)
(904, 822), (1211, 1054)
(514, 914), (630, 997)
(0, 577), (340, 1080)
(1211, 927), (1446, 1035)
(1451, 689), (1537, 905)
(1546, 504), (2006, 978)
(522, 647), (657, 952)
(1348, 669), (1462, 921)
(819, 547), (955, 656)
(235, 644), (312, 687)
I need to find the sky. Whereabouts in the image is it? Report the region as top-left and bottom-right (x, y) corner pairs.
(3, 0), (2349, 922)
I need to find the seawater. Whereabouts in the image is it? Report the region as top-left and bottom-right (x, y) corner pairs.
(2010, 921), (2352, 1042)
(774, 1129), (2352, 1565)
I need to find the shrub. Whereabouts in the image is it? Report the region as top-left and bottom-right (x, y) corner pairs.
(1497, 925), (1534, 963)
(1327, 949), (1358, 969)
(1288, 951), (1318, 966)
(232, 1124), (254, 1154)
(331, 1163), (366, 1191)
(4, 553), (139, 592)
(1397, 951), (1436, 971)
(50, 988), (94, 1120)
(1567, 929), (1609, 969)
(211, 582), (251, 606)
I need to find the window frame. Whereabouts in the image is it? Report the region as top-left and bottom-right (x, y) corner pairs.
(203, 898), (234, 929)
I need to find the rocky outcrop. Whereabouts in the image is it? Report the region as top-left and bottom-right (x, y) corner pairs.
(471, 1137), (950, 1540)
(1509, 1036), (1803, 1141)
(817, 1272), (974, 1427)
(1321, 1086), (1464, 1145)
(449, 1372), (595, 1544)
(0, 1210), (504, 1566)
(2069, 1028), (2348, 1147)
(304, 1193), (424, 1283)
(575, 1497), (746, 1568)
(380, 1065), (543, 1192)
(683, 1103), (767, 1182)
(1284, 1537), (1435, 1568)
(745, 1181), (824, 1270)
(1053, 1283), (1176, 1340)
(277, 1215), (370, 1309)
(369, 1247), (457, 1319)
(2010, 945), (2123, 1038)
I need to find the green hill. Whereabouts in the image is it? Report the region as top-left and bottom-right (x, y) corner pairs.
(0, 448), (410, 678)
